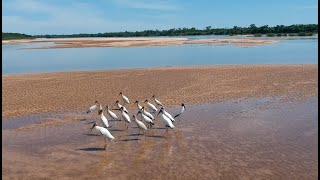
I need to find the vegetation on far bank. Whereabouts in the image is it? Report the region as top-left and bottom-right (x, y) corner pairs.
(2, 32), (34, 40)
(3, 24), (318, 39)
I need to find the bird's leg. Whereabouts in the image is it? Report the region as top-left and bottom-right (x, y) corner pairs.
(144, 130), (147, 140)
(162, 127), (169, 136)
(149, 125), (154, 135)
(172, 129), (176, 136)
(114, 118), (117, 127)
(178, 117), (182, 127)
(104, 138), (108, 150)
(137, 132), (140, 139)
(126, 123), (129, 135)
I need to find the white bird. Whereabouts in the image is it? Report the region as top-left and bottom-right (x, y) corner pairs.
(86, 100), (99, 114)
(134, 100), (143, 110)
(98, 109), (110, 128)
(114, 100), (129, 113)
(158, 109), (174, 136)
(137, 111), (154, 128)
(91, 122), (114, 149)
(174, 103), (186, 118)
(132, 115), (148, 135)
(119, 92), (130, 105)
(105, 105), (119, 121)
(120, 107), (131, 130)
(152, 95), (164, 106)
(160, 106), (175, 122)
(144, 99), (157, 113)
(105, 105), (119, 127)
(140, 106), (155, 120)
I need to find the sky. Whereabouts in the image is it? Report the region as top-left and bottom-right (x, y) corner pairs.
(2, 0), (318, 35)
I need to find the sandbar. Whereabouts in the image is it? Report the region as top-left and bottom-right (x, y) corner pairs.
(2, 65), (317, 118)
(2, 37), (278, 48)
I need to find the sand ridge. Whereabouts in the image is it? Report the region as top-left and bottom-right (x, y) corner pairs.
(2, 37), (278, 48)
(2, 65), (318, 118)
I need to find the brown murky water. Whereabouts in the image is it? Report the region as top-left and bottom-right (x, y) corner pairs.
(2, 97), (318, 179)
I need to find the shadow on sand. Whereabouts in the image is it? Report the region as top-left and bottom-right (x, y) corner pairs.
(84, 121), (95, 124)
(127, 133), (143, 137)
(152, 127), (167, 130)
(76, 147), (105, 151)
(83, 133), (100, 136)
(147, 135), (166, 138)
(109, 120), (122, 122)
(117, 138), (141, 142)
(109, 129), (125, 132)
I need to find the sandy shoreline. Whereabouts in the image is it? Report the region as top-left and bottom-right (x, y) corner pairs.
(2, 64), (318, 118)
(2, 37), (277, 48)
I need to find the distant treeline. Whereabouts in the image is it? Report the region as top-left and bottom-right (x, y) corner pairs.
(33, 24), (318, 38)
(3, 24), (318, 40)
(2, 32), (34, 40)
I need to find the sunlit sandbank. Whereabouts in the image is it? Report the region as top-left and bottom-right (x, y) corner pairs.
(2, 37), (278, 49)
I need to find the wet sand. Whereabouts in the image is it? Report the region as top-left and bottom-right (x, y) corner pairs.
(2, 65), (318, 179)
(2, 65), (318, 118)
(2, 37), (277, 48)
(2, 97), (318, 179)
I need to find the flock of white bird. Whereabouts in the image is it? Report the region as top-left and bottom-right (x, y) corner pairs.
(86, 92), (186, 150)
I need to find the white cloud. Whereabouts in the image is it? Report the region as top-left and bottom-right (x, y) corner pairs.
(114, 0), (180, 10)
(2, 0), (170, 34)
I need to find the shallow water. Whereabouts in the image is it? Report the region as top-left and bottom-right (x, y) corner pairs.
(2, 97), (318, 179)
(2, 37), (318, 75)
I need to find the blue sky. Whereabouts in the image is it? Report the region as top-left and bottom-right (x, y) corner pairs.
(2, 0), (318, 35)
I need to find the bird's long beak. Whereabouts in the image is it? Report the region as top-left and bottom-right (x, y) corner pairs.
(157, 110), (161, 116)
(90, 126), (94, 131)
(112, 108), (121, 111)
